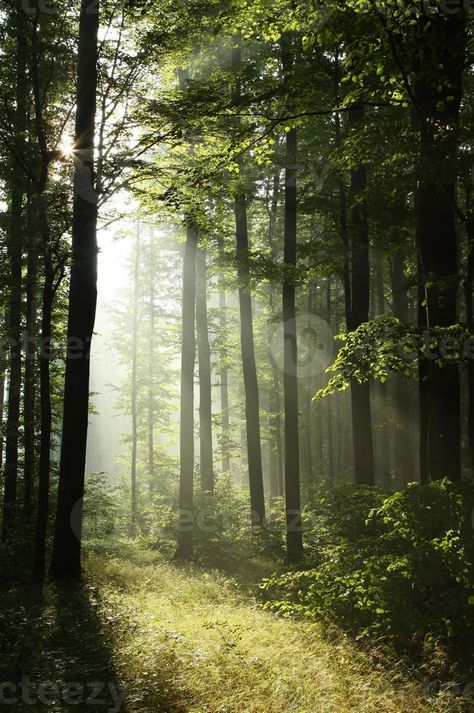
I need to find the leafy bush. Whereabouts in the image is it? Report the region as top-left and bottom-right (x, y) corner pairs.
(260, 480), (474, 674)
(83, 471), (117, 541)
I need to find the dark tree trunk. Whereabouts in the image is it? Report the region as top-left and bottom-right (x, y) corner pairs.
(0, 368), (5, 476)
(232, 46), (266, 525)
(390, 249), (415, 485)
(23, 191), (38, 521)
(2, 7), (27, 547)
(373, 251), (390, 488)
(196, 246), (214, 493)
(413, 13), (465, 482)
(464, 215), (474, 474)
(176, 223), (198, 559)
(348, 102), (375, 486)
(33, 246), (54, 581)
(235, 194), (266, 525)
(50, 0), (99, 580)
(326, 278), (335, 481)
(281, 35), (302, 562)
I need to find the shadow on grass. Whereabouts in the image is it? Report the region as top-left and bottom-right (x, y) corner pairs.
(0, 579), (126, 712)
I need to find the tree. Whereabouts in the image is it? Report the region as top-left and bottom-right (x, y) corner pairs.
(50, 0), (100, 580)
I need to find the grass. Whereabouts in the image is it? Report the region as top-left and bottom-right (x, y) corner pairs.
(0, 543), (469, 712)
(84, 546), (467, 713)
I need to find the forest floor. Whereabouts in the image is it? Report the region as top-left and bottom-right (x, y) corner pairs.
(0, 544), (468, 712)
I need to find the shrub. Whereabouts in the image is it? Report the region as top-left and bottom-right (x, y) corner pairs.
(260, 479), (474, 675)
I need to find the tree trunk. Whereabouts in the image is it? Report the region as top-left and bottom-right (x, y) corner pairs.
(281, 35), (302, 562)
(348, 102), (375, 486)
(130, 224), (140, 534)
(464, 215), (474, 474)
(390, 249), (415, 485)
(2, 6), (27, 547)
(175, 223), (198, 559)
(23, 190), (38, 521)
(232, 46), (266, 525)
(217, 236), (230, 474)
(33, 247), (54, 581)
(196, 246), (214, 492)
(373, 250), (390, 488)
(266, 173), (284, 500)
(413, 13), (465, 482)
(235, 193), (266, 524)
(0, 369), (5, 476)
(147, 232), (156, 494)
(326, 278), (335, 481)
(50, 0), (99, 580)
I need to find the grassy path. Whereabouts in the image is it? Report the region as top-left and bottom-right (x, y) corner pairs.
(83, 550), (461, 713)
(0, 548), (465, 712)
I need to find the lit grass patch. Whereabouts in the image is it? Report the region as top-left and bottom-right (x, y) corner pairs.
(86, 552), (463, 713)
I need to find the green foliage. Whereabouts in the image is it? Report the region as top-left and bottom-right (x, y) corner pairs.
(317, 318), (473, 398)
(83, 472), (117, 541)
(260, 480), (474, 675)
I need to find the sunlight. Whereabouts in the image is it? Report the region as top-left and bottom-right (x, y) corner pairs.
(59, 135), (75, 158)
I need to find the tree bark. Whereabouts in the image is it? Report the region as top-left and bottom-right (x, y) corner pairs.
(464, 215), (474, 474)
(413, 13), (465, 482)
(176, 223), (198, 559)
(390, 249), (415, 485)
(130, 224), (140, 534)
(33, 235), (54, 581)
(147, 232), (156, 495)
(348, 102), (375, 486)
(2, 9), (27, 546)
(196, 246), (214, 492)
(217, 236), (230, 474)
(23, 190), (38, 521)
(50, 0), (99, 580)
(281, 35), (302, 562)
(232, 46), (266, 525)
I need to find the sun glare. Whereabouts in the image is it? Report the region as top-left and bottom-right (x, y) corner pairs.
(59, 135), (75, 158)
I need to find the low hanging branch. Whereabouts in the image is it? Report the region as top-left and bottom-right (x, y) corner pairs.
(316, 317), (474, 399)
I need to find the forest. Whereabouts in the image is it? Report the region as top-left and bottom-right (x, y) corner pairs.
(1, 0), (474, 711)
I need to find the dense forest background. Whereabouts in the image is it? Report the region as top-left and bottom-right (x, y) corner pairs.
(1, 0), (474, 711)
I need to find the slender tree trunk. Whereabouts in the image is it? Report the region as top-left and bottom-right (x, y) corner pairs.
(326, 279), (335, 481)
(176, 223), (198, 559)
(23, 191), (38, 521)
(281, 36), (302, 562)
(147, 233), (156, 494)
(130, 225), (140, 534)
(464, 215), (474, 474)
(50, 0), (99, 580)
(267, 173), (284, 500)
(232, 46), (265, 524)
(235, 193), (266, 524)
(373, 250), (390, 488)
(0, 369), (5, 476)
(348, 102), (375, 486)
(33, 241), (54, 581)
(390, 249), (415, 485)
(217, 243), (230, 475)
(413, 13), (465, 482)
(2, 7), (27, 547)
(196, 246), (214, 492)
